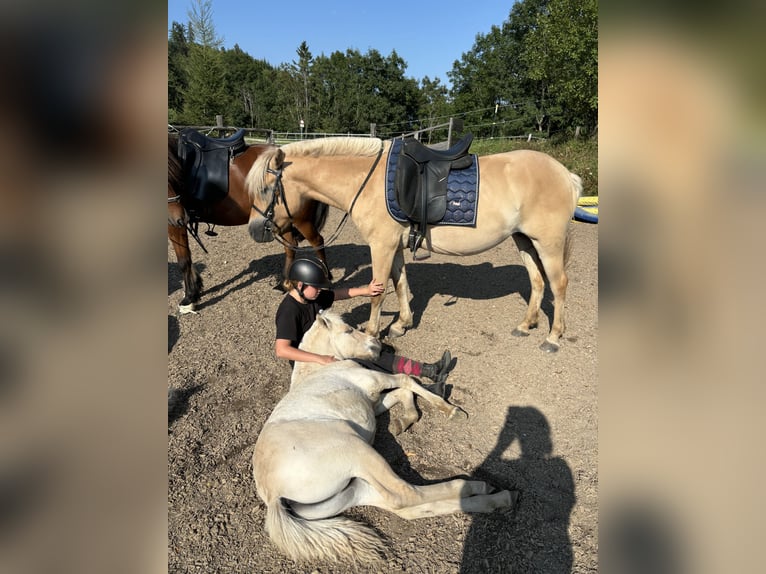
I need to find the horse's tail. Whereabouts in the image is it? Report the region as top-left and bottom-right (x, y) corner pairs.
(265, 498), (385, 565)
(564, 172), (584, 267)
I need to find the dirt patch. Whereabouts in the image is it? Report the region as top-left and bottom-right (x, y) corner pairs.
(168, 208), (598, 573)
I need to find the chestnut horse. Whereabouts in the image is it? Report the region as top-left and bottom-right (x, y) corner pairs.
(246, 137), (581, 351)
(167, 132), (330, 313)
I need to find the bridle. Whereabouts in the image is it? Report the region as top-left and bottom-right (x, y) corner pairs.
(251, 166), (293, 238)
(252, 140), (384, 251)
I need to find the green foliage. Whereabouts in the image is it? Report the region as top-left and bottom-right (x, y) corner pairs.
(168, 22), (188, 119)
(168, 0), (597, 140)
(182, 43), (227, 124)
(522, 0), (598, 132)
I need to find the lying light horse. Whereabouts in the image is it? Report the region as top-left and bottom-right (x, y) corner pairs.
(252, 310), (515, 564)
(168, 130), (330, 313)
(246, 136), (581, 352)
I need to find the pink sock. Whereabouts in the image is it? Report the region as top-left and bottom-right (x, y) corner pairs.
(394, 356), (422, 376)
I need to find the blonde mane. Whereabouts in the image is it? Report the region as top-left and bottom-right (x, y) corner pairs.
(282, 137), (383, 158)
(245, 146), (282, 198)
(245, 138), (384, 199)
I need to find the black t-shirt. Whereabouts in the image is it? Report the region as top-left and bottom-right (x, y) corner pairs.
(275, 290), (336, 348)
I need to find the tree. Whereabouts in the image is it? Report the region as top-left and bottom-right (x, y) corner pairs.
(181, 0), (226, 125)
(168, 21), (189, 123)
(449, 0), (553, 137)
(186, 0), (222, 49)
(291, 42), (313, 130)
(418, 77), (452, 143)
(522, 0), (598, 133)
(220, 44), (275, 128)
(447, 0), (598, 136)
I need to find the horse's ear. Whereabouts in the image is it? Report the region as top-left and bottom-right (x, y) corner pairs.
(269, 148), (285, 170)
(316, 310), (329, 328)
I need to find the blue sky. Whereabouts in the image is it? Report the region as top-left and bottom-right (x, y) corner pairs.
(167, 0), (513, 87)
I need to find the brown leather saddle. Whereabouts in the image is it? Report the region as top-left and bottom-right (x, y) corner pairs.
(394, 133), (474, 258)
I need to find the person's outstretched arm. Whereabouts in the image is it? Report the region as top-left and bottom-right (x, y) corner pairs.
(334, 278), (385, 301)
(275, 338), (336, 365)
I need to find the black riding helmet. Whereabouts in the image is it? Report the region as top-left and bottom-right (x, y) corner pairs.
(288, 257), (332, 289)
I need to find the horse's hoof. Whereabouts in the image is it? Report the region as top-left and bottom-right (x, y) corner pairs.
(388, 325), (406, 339)
(540, 341), (560, 353)
(511, 328), (529, 337)
(448, 406), (468, 420)
(178, 303), (198, 315)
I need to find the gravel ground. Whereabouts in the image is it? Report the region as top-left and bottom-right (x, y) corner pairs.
(168, 208), (598, 573)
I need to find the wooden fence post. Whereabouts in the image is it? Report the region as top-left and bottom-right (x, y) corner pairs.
(447, 117), (464, 146)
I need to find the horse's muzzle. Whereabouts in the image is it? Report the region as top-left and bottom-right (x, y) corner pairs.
(248, 217), (275, 243)
(367, 339), (382, 359)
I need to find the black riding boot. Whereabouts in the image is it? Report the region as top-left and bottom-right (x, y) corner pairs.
(420, 350), (452, 384)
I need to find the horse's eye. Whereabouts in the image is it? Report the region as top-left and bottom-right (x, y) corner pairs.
(345, 328), (353, 334)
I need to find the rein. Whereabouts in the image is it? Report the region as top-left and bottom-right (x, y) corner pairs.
(259, 140), (385, 252)
(168, 193), (209, 253)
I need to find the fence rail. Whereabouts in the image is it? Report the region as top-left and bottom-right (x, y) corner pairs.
(169, 119), (546, 146)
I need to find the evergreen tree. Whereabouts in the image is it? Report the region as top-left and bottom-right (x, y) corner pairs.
(168, 21), (189, 123)
(291, 42), (313, 130)
(181, 0), (226, 125)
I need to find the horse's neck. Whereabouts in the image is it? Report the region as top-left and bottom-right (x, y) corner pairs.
(289, 157), (365, 212)
(292, 334), (331, 383)
(291, 361), (322, 384)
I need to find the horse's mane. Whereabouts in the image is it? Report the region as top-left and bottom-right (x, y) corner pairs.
(246, 138), (383, 197)
(281, 137), (383, 158)
(246, 147), (282, 197)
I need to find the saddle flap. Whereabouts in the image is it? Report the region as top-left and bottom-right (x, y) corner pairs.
(177, 129), (248, 203)
(395, 154), (447, 223)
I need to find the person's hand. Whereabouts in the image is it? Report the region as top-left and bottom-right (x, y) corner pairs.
(367, 278), (385, 297)
(317, 354), (337, 365)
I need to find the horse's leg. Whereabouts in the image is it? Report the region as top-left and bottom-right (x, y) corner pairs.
(512, 231), (569, 352)
(375, 388), (419, 435)
(387, 247), (413, 338)
(290, 443), (513, 521)
(277, 229), (299, 292)
(532, 236), (569, 353)
(511, 232), (545, 337)
(368, 373), (466, 421)
(168, 224), (202, 313)
(365, 243), (395, 338)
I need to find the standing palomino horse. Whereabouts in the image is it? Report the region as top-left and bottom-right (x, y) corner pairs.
(167, 131), (330, 313)
(246, 136), (582, 351)
(252, 310), (515, 564)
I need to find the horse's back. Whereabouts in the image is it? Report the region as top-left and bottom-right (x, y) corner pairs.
(478, 148), (579, 213)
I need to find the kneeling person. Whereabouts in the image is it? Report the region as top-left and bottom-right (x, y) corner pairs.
(275, 257), (452, 388)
